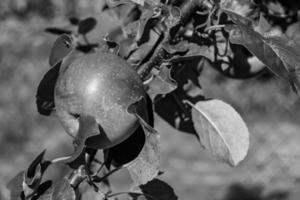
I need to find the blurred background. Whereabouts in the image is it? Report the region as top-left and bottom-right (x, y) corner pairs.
(1, 0), (300, 199)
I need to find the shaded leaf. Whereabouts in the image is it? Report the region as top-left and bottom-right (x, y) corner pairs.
(106, 95), (154, 168)
(45, 27), (72, 35)
(224, 10), (300, 95)
(49, 34), (73, 67)
(125, 115), (160, 186)
(187, 99), (249, 166)
(154, 59), (204, 136)
(36, 63), (60, 116)
(76, 44), (98, 53)
(78, 17), (97, 34)
(65, 115), (100, 164)
(139, 179), (178, 200)
(69, 17), (80, 25)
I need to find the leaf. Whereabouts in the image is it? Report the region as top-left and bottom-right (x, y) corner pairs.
(6, 171), (25, 200)
(37, 179), (75, 200)
(219, 0), (258, 19)
(224, 10), (300, 95)
(186, 99), (249, 166)
(146, 65), (177, 96)
(69, 17), (80, 25)
(76, 44), (98, 53)
(64, 115), (100, 165)
(52, 179), (76, 200)
(49, 34), (73, 67)
(45, 27), (72, 35)
(125, 115), (160, 186)
(154, 60), (204, 136)
(36, 63), (60, 116)
(78, 17), (97, 34)
(139, 179), (178, 200)
(104, 95), (154, 169)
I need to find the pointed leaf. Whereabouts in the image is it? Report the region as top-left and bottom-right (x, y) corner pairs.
(187, 99), (249, 166)
(78, 17), (97, 34)
(45, 27), (72, 35)
(49, 34), (73, 67)
(224, 10), (300, 95)
(64, 115), (100, 164)
(138, 179), (178, 200)
(36, 63), (60, 116)
(125, 115), (160, 186)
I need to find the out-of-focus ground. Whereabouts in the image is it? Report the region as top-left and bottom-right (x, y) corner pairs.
(1, 1), (300, 200)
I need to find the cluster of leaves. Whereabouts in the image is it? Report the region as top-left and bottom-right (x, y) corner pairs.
(7, 0), (300, 199)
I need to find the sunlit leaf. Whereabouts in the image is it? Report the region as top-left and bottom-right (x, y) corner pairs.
(78, 17), (97, 34)
(186, 99), (249, 166)
(49, 34), (73, 67)
(126, 115), (160, 186)
(146, 65), (177, 96)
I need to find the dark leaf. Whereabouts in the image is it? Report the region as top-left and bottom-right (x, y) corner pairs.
(126, 115), (160, 186)
(69, 17), (80, 25)
(138, 179), (178, 200)
(154, 59), (204, 136)
(49, 34), (73, 67)
(45, 27), (72, 35)
(78, 17), (97, 34)
(76, 44), (98, 53)
(106, 95), (154, 167)
(32, 181), (53, 200)
(224, 9), (300, 95)
(27, 150), (46, 179)
(106, 125), (146, 167)
(36, 63), (60, 116)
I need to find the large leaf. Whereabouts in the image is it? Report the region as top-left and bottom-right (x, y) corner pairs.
(130, 179), (177, 200)
(224, 10), (300, 94)
(125, 115), (160, 186)
(187, 99), (249, 166)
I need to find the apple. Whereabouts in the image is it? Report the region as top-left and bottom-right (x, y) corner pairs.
(54, 50), (149, 149)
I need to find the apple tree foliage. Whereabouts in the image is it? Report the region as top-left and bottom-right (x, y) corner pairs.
(7, 0), (300, 199)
